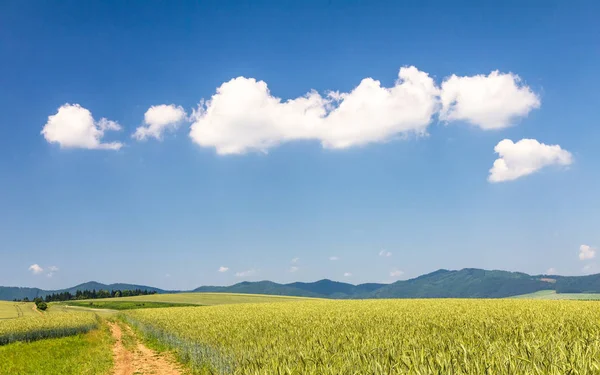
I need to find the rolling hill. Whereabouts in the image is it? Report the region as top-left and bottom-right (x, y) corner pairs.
(0, 282), (166, 301)
(2, 268), (600, 301)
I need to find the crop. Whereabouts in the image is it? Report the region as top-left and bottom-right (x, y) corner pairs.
(0, 309), (99, 345)
(126, 299), (600, 374)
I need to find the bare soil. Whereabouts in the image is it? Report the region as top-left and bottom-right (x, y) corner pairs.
(109, 321), (183, 375)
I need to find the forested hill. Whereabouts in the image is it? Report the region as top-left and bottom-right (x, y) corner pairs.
(192, 269), (600, 298)
(0, 281), (166, 301)
(3, 269), (600, 301)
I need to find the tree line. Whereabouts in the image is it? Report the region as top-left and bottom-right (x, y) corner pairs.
(14, 289), (157, 302)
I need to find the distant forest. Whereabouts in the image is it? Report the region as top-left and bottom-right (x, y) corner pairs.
(14, 289), (157, 302)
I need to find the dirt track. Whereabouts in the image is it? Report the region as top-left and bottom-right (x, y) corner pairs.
(109, 321), (183, 375)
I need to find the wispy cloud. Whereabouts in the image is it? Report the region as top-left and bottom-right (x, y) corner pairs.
(329, 256), (339, 261)
(379, 250), (392, 257)
(289, 266), (299, 273)
(291, 257), (299, 264)
(343, 272), (352, 277)
(46, 265), (59, 278)
(218, 266), (229, 273)
(390, 269), (404, 278)
(579, 244), (596, 260)
(235, 269), (256, 278)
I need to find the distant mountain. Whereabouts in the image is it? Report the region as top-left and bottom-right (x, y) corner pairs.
(193, 279), (386, 298)
(2, 268), (599, 301)
(370, 268), (553, 298)
(0, 282), (166, 301)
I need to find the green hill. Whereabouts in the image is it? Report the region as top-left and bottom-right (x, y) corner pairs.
(3, 268), (600, 301)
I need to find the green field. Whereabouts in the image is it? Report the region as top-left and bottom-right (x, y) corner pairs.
(75, 292), (314, 306)
(0, 325), (113, 375)
(125, 299), (600, 374)
(61, 300), (198, 310)
(511, 290), (600, 300)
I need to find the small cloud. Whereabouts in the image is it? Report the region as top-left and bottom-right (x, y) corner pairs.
(28, 264), (44, 275)
(133, 104), (187, 141)
(235, 269), (256, 278)
(41, 103), (123, 150)
(488, 139), (572, 183)
(289, 266), (299, 273)
(218, 266), (229, 273)
(379, 250), (392, 257)
(165, 273), (171, 278)
(291, 257), (300, 264)
(46, 266), (59, 278)
(343, 272), (352, 277)
(579, 244), (596, 261)
(546, 268), (557, 275)
(329, 256), (339, 261)
(390, 269), (404, 277)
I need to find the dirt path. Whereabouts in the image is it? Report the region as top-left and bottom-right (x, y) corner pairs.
(108, 321), (183, 375)
(31, 304), (43, 316)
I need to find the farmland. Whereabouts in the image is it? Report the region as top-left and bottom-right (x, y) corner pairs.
(512, 290), (600, 300)
(125, 299), (600, 374)
(73, 292), (315, 306)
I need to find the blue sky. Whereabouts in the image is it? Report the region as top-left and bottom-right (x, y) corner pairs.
(1, 0), (599, 290)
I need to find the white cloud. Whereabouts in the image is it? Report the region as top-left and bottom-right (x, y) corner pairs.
(218, 266), (229, 273)
(579, 245), (596, 261)
(343, 272), (352, 277)
(28, 264), (44, 275)
(235, 269), (256, 277)
(189, 66), (439, 154)
(546, 268), (557, 275)
(187, 67), (541, 154)
(48, 266), (59, 272)
(439, 71), (540, 129)
(41, 104), (123, 150)
(488, 139), (573, 182)
(329, 256), (339, 261)
(133, 104), (187, 141)
(390, 269), (404, 277)
(379, 250), (392, 257)
(289, 266), (299, 273)
(291, 257), (299, 264)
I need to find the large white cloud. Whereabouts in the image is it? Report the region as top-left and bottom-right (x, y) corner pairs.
(439, 71), (540, 129)
(579, 244), (596, 260)
(488, 139), (572, 182)
(133, 104), (187, 141)
(41, 104), (123, 150)
(187, 67), (542, 154)
(189, 66), (439, 154)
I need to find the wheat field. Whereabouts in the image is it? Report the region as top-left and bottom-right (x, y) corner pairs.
(125, 299), (600, 374)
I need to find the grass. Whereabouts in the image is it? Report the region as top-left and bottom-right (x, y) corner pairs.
(126, 299), (600, 374)
(0, 323), (113, 375)
(62, 300), (198, 310)
(511, 290), (600, 299)
(76, 292), (312, 306)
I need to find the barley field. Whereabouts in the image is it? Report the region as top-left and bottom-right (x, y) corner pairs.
(0, 308), (99, 345)
(126, 299), (600, 375)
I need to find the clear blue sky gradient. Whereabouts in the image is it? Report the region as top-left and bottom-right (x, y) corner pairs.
(0, 0), (598, 289)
